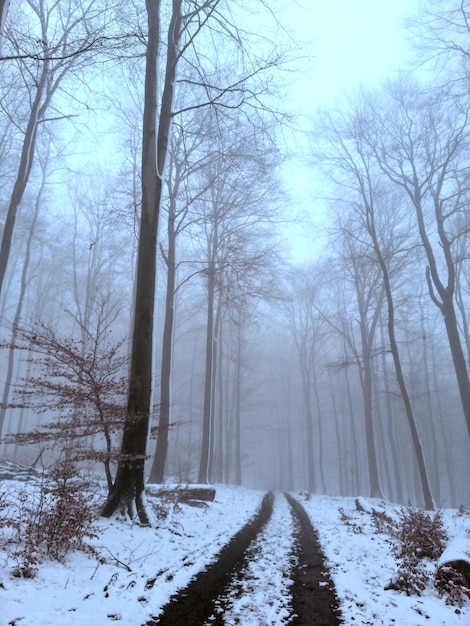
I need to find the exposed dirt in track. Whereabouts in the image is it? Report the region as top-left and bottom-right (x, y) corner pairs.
(144, 492), (343, 626)
(145, 492), (274, 625)
(285, 493), (342, 625)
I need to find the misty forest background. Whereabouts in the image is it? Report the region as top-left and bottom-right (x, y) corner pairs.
(0, 0), (470, 512)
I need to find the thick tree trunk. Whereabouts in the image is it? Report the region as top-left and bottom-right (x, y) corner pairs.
(103, 0), (162, 522)
(103, 0), (183, 521)
(101, 190), (159, 522)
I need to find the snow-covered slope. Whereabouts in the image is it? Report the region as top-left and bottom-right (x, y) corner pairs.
(1, 479), (469, 625)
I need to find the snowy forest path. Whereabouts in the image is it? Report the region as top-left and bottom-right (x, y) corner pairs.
(284, 493), (342, 625)
(144, 492), (342, 626)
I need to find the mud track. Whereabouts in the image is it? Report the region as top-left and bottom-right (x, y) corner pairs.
(144, 492), (342, 625)
(285, 493), (342, 625)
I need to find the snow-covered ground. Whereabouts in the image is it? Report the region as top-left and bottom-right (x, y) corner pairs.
(1, 478), (469, 626)
(304, 495), (469, 626)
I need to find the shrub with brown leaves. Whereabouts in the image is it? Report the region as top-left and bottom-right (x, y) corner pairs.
(0, 457), (98, 577)
(386, 507), (447, 596)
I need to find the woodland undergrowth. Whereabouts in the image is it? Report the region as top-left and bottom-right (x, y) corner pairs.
(0, 457), (98, 577)
(340, 501), (470, 607)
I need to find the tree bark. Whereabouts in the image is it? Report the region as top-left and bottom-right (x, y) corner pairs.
(102, 0), (178, 522)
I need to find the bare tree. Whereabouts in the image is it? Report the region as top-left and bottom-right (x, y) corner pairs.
(316, 100), (436, 507)
(0, 0), (124, 300)
(0, 137), (49, 439)
(191, 128), (281, 485)
(407, 0), (470, 92)
(102, 0), (286, 519)
(148, 116), (218, 484)
(2, 315), (128, 493)
(365, 82), (470, 438)
(101, 0), (166, 522)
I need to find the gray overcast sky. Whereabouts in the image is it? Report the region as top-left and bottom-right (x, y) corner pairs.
(279, 0), (420, 261)
(282, 0), (420, 112)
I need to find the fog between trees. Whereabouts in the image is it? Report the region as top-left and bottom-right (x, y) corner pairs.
(0, 0), (469, 514)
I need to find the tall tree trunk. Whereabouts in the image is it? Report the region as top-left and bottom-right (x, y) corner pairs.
(214, 311), (225, 483)
(420, 323), (441, 504)
(103, 0), (182, 522)
(429, 333), (457, 505)
(367, 204), (435, 509)
(198, 261), (216, 484)
(148, 193), (177, 483)
(352, 257), (384, 499)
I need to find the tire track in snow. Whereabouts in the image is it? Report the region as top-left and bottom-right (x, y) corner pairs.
(145, 492), (343, 626)
(209, 493), (297, 625)
(285, 493), (342, 625)
(145, 491), (274, 626)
